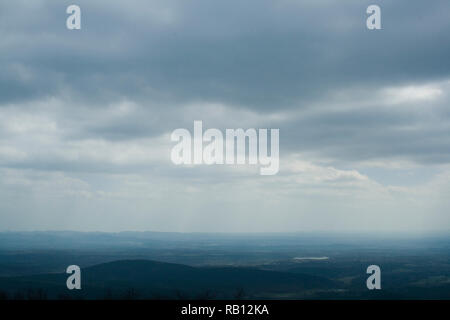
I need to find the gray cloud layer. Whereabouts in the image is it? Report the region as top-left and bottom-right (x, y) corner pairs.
(0, 0), (449, 232)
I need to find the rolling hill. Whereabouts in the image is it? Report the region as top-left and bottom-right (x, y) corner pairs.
(0, 259), (337, 299)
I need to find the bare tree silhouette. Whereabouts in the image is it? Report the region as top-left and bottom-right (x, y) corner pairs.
(0, 290), (8, 300)
(103, 288), (114, 300)
(26, 288), (47, 300)
(196, 289), (216, 300)
(174, 289), (189, 300)
(233, 287), (246, 300)
(13, 291), (25, 300)
(57, 293), (73, 300)
(122, 288), (140, 300)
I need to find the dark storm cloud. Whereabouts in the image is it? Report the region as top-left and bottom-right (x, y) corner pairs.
(1, 0), (450, 107)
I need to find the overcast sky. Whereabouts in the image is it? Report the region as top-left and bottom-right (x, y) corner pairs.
(0, 0), (449, 233)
